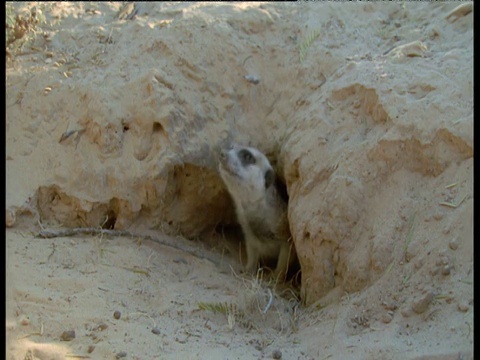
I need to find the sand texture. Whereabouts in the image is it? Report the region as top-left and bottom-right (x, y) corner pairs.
(6, 2), (473, 359)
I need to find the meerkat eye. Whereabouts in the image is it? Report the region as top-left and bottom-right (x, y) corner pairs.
(239, 149), (256, 165)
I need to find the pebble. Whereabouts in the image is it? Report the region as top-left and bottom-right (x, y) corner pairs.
(116, 351), (127, 359)
(114, 310), (121, 320)
(175, 334), (188, 344)
(272, 349), (282, 359)
(449, 238), (459, 250)
(441, 265), (451, 276)
(6, 208), (16, 227)
(382, 301), (398, 311)
(19, 314), (30, 326)
(381, 312), (394, 324)
(412, 291), (434, 314)
(433, 212), (444, 221)
(244, 75), (260, 85)
(151, 327), (161, 335)
(60, 330), (76, 341)
(96, 322), (109, 331)
(413, 257), (424, 270)
(424, 210), (444, 222)
(457, 302), (469, 313)
(400, 306), (413, 318)
(87, 345), (95, 354)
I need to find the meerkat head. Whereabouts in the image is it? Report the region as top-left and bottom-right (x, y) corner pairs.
(218, 144), (275, 203)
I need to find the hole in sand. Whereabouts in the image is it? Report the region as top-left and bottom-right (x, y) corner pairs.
(153, 122), (165, 134)
(102, 209), (117, 230)
(152, 121), (169, 141)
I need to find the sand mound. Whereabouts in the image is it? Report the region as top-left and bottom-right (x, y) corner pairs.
(6, 2), (472, 359)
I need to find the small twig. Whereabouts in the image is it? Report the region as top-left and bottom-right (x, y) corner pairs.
(65, 355), (90, 359)
(402, 272), (411, 285)
(404, 212), (416, 261)
(423, 308), (441, 321)
(18, 323), (44, 339)
(439, 194), (467, 208)
(126, 312), (156, 328)
(465, 321), (471, 338)
(37, 227), (130, 239)
(445, 3), (473, 23)
(147, 252), (155, 266)
(242, 55), (252, 67)
(262, 288), (273, 315)
(59, 129), (85, 143)
(35, 227), (219, 266)
(37, 218), (46, 231)
(102, 263), (150, 277)
(47, 242), (56, 261)
(385, 261), (394, 275)
(382, 45), (397, 56)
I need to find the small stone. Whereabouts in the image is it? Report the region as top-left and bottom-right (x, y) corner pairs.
(457, 302), (469, 313)
(413, 258), (423, 270)
(113, 310), (121, 320)
(96, 323), (108, 331)
(383, 301), (398, 311)
(381, 312), (394, 324)
(19, 314), (30, 326)
(449, 238), (459, 250)
(412, 291), (434, 314)
(400, 306), (413, 318)
(441, 265), (451, 276)
(272, 349), (282, 359)
(175, 334), (188, 344)
(60, 330), (76, 341)
(6, 208), (16, 227)
(151, 327), (161, 335)
(116, 351), (127, 359)
(432, 212), (444, 221)
(87, 345), (95, 354)
(244, 74), (260, 85)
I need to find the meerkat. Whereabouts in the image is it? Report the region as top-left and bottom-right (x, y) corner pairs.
(218, 144), (296, 282)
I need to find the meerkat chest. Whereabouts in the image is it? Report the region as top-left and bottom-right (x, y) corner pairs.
(239, 205), (282, 243)
(245, 216), (276, 242)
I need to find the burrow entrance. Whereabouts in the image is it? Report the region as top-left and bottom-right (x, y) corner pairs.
(31, 161), (300, 288)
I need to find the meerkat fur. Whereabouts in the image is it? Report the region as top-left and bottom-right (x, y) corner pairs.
(218, 144), (295, 282)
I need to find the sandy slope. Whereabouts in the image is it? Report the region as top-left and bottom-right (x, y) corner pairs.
(6, 2), (473, 359)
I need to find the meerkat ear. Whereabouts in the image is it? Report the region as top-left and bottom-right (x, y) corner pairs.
(264, 169), (275, 189)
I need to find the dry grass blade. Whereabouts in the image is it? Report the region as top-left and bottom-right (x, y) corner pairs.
(300, 29), (321, 63)
(404, 212), (416, 261)
(439, 194), (467, 208)
(198, 301), (242, 330)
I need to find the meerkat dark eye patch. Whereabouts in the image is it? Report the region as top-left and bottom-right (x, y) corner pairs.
(264, 169), (275, 188)
(238, 149), (256, 166)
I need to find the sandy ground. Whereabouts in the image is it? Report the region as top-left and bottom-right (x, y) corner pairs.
(5, 2), (473, 359)
(5, 222), (474, 359)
